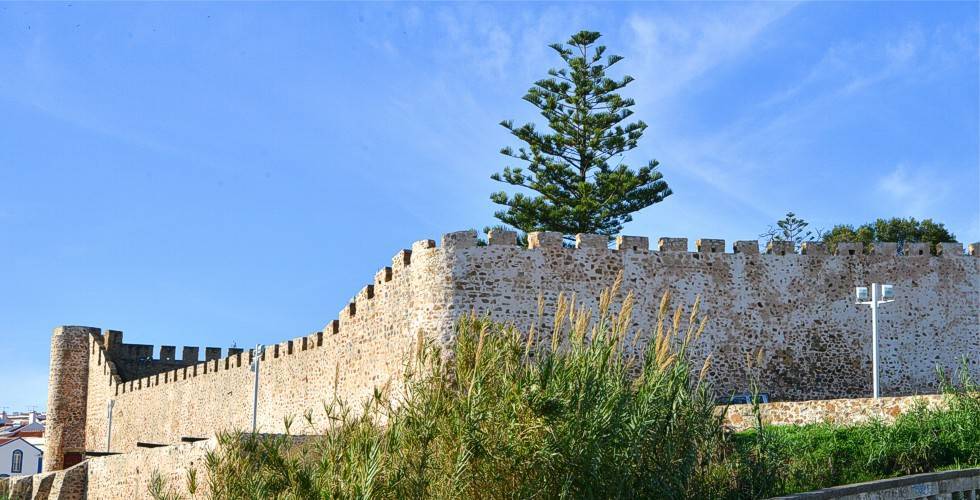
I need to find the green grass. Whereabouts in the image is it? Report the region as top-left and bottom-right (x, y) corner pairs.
(201, 282), (980, 499)
(721, 375), (980, 497)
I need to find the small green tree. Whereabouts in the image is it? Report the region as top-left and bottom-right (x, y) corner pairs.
(823, 217), (956, 254)
(490, 30), (672, 238)
(760, 212), (820, 250)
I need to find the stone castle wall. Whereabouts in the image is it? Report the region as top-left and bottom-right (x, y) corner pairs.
(443, 232), (978, 401)
(45, 230), (980, 460)
(77, 240), (456, 454)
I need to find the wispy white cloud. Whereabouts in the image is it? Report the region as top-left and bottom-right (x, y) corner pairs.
(618, 4), (798, 219)
(625, 3), (797, 107)
(629, 18), (975, 227)
(875, 164), (952, 217)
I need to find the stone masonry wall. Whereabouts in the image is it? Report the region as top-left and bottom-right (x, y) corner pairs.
(85, 438), (216, 499)
(442, 232), (979, 401)
(44, 326), (92, 472)
(81, 240), (457, 453)
(0, 439), (214, 500)
(0, 460), (87, 500)
(51, 231), (979, 458)
(723, 394), (947, 431)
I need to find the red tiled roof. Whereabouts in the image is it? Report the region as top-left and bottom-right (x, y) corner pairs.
(11, 431), (43, 438)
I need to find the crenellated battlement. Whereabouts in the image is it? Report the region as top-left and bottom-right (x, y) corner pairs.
(77, 230), (980, 394)
(84, 230), (978, 395)
(427, 229), (978, 257)
(82, 233), (451, 399)
(92, 329), (244, 382)
(104, 329), (329, 397)
(45, 229), (979, 461)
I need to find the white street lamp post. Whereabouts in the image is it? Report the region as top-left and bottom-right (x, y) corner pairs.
(855, 283), (895, 399)
(106, 399), (114, 452)
(251, 344), (265, 434)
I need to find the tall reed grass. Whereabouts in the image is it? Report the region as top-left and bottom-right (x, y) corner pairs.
(199, 279), (980, 499)
(206, 278), (729, 498)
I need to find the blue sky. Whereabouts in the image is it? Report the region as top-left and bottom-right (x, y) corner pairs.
(1, 2), (977, 410)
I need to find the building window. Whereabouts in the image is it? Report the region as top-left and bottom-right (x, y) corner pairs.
(11, 449), (23, 473)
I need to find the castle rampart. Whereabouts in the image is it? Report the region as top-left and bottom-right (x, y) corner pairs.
(45, 231), (980, 466)
(44, 326), (95, 472)
(97, 329), (242, 381)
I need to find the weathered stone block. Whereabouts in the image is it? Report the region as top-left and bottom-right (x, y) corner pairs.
(204, 348), (221, 361)
(800, 242), (826, 255)
(615, 235), (649, 251)
(528, 231), (562, 249)
(733, 240), (760, 254)
(441, 230), (477, 251)
(696, 239), (725, 253)
(375, 266), (392, 284)
(766, 241), (795, 255)
(411, 239), (436, 253)
(31, 471), (56, 498)
(488, 229), (518, 246)
(356, 284), (374, 301)
(181, 346), (199, 362)
(159, 346), (176, 361)
(392, 250), (412, 272)
(7, 475), (31, 500)
(105, 329), (123, 348)
(904, 242), (929, 256)
(872, 242), (898, 255)
(937, 241), (963, 257)
(575, 233), (607, 249)
(658, 237), (688, 252)
(836, 242), (863, 256)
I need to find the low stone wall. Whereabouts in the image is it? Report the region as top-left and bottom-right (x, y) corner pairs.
(0, 438), (215, 500)
(86, 438), (215, 499)
(723, 394), (947, 431)
(774, 467), (980, 499)
(0, 460), (87, 500)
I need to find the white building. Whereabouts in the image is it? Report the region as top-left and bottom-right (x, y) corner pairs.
(0, 411), (45, 451)
(0, 437), (43, 477)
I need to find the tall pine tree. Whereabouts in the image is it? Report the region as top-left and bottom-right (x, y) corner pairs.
(491, 31), (672, 238)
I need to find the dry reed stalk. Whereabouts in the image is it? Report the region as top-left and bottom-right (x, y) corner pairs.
(551, 292), (569, 353)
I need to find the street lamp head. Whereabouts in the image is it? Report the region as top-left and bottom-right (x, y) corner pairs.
(881, 284), (895, 299)
(855, 286), (869, 302)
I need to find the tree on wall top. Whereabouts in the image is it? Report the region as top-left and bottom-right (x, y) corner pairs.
(823, 217), (955, 255)
(490, 31), (672, 238)
(760, 212), (821, 250)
